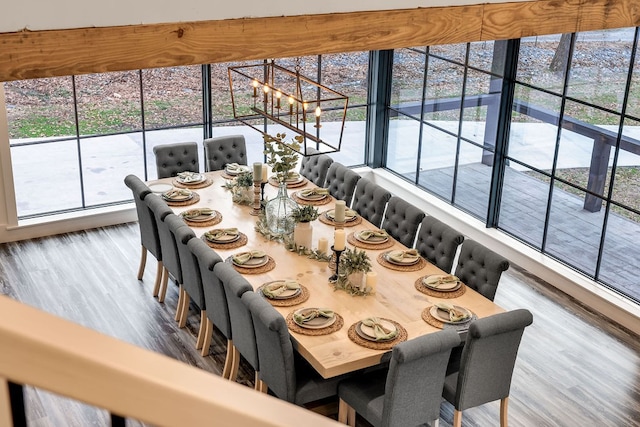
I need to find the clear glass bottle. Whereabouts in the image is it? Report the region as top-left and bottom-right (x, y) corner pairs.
(265, 182), (298, 235)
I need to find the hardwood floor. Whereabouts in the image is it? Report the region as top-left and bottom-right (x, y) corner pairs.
(1, 223), (639, 426)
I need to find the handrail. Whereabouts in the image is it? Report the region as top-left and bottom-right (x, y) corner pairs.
(0, 296), (341, 426)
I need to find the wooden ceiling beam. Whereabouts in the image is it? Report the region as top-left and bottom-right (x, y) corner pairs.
(0, 0), (638, 82)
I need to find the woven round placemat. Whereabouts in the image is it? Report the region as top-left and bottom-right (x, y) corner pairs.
(269, 177), (308, 189)
(414, 277), (467, 299)
(257, 282), (310, 307)
(286, 311), (344, 336)
(182, 210), (222, 227)
(291, 192), (333, 206)
(347, 319), (407, 350)
(226, 256), (276, 275)
(319, 211), (363, 228)
(172, 177), (213, 189)
(164, 192), (200, 207)
(347, 232), (396, 250)
(421, 306), (476, 331)
(376, 251), (427, 272)
(201, 233), (248, 250)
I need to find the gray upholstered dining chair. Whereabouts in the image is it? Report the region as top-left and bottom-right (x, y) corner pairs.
(215, 262), (261, 386)
(144, 194), (179, 303)
(203, 135), (247, 172)
(454, 239), (510, 301)
(381, 196), (425, 248)
(324, 162), (361, 205)
(337, 329), (461, 427)
(172, 223), (209, 351)
(124, 174), (163, 295)
(415, 216), (465, 274)
(243, 291), (348, 405)
(351, 178), (392, 229)
(443, 309), (533, 427)
(299, 147), (334, 187)
(188, 238), (227, 359)
(153, 141), (200, 179)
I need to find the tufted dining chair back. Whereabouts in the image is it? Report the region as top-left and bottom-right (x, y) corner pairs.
(415, 216), (465, 273)
(324, 162), (361, 205)
(153, 142), (200, 179)
(203, 135), (247, 172)
(351, 178), (392, 229)
(144, 195), (179, 302)
(443, 309), (533, 427)
(381, 196), (425, 248)
(299, 147), (334, 187)
(454, 239), (510, 301)
(215, 262), (258, 383)
(124, 175), (163, 291)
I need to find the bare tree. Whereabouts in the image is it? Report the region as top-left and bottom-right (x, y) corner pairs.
(550, 34), (572, 73)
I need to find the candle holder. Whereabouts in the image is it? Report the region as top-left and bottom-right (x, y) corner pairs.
(250, 180), (262, 216)
(334, 220), (345, 230)
(329, 245), (344, 283)
(260, 182), (266, 204)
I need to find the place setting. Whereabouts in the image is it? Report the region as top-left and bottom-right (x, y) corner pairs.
(319, 206), (362, 227)
(377, 248), (427, 271)
(286, 307), (344, 336)
(222, 163), (251, 180)
(291, 187), (333, 206)
(347, 229), (395, 250)
(414, 274), (466, 298)
(202, 227), (248, 249)
(180, 208), (222, 227)
(161, 188), (200, 206)
(227, 249), (275, 274)
(268, 171), (307, 189)
(422, 302), (476, 332)
(257, 279), (310, 307)
(172, 171), (213, 189)
(347, 316), (407, 350)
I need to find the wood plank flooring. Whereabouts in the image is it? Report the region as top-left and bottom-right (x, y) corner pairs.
(1, 223), (639, 426)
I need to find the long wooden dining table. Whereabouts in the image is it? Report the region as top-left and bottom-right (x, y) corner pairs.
(150, 170), (504, 379)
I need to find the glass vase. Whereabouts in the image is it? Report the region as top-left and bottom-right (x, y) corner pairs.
(265, 182), (298, 235)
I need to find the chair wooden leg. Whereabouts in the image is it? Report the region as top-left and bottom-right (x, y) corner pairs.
(175, 286), (184, 321)
(432, 419), (439, 427)
(178, 291), (190, 328)
(200, 319), (213, 356)
(195, 310), (207, 349)
(453, 410), (462, 427)
(152, 261), (163, 296)
(254, 374), (267, 393)
(338, 399), (351, 424)
(347, 405), (356, 427)
(137, 246), (147, 280)
(228, 345), (240, 382)
(157, 267), (169, 303)
(500, 397), (509, 427)
(221, 340), (235, 379)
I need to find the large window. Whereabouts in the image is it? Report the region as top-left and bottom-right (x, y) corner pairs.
(4, 55), (368, 219)
(385, 29), (640, 302)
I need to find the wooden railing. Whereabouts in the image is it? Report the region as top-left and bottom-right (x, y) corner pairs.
(0, 296), (341, 427)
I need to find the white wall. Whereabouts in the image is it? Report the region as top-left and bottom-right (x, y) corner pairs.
(2, 0), (529, 32)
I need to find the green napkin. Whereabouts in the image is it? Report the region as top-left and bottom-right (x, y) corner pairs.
(435, 302), (470, 322)
(226, 163), (241, 171)
(300, 188), (329, 197)
(204, 228), (238, 240)
(424, 274), (459, 288)
(181, 208), (214, 219)
(388, 249), (419, 264)
(358, 229), (389, 241)
(233, 250), (267, 265)
(177, 171), (201, 182)
(294, 308), (334, 324)
(164, 189), (192, 199)
(262, 280), (301, 298)
(361, 317), (398, 341)
(329, 208), (357, 219)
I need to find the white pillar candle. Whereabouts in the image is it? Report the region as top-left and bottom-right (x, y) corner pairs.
(334, 229), (346, 251)
(253, 162), (262, 181)
(317, 237), (329, 255)
(334, 200), (346, 223)
(261, 164), (268, 182)
(366, 271), (377, 293)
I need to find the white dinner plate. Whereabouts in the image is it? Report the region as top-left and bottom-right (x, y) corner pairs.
(422, 274), (461, 291)
(355, 231), (389, 244)
(384, 252), (420, 265)
(356, 319), (397, 342)
(261, 282), (302, 300)
(293, 308), (337, 329)
(429, 305), (472, 324)
(149, 183), (173, 194)
(232, 255), (269, 268)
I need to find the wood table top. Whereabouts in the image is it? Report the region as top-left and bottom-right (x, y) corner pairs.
(153, 171), (504, 378)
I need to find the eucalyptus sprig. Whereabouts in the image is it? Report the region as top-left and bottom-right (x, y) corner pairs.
(338, 247), (372, 276)
(263, 133), (302, 183)
(291, 205), (319, 223)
